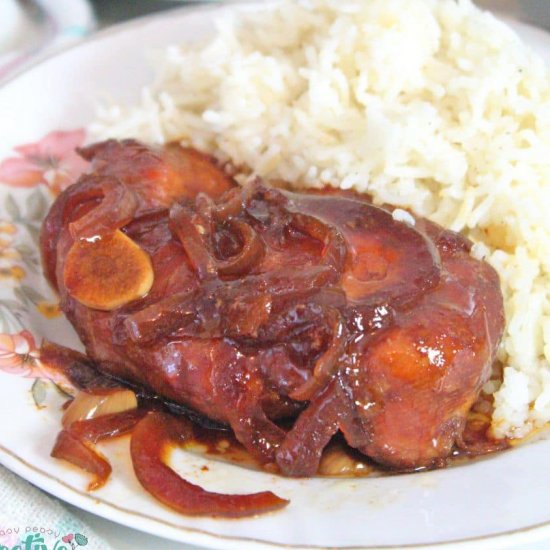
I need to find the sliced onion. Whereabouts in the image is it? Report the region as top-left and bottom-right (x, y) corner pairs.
(130, 412), (289, 517)
(289, 308), (346, 401)
(212, 187), (243, 221)
(51, 430), (111, 491)
(290, 192), (441, 307)
(40, 177), (113, 289)
(276, 380), (341, 477)
(125, 266), (335, 344)
(62, 388), (138, 428)
(243, 179), (289, 225)
(68, 408), (146, 442)
(216, 220), (265, 276)
(68, 176), (138, 241)
(211, 359), (287, 464)
(169, 201), (217, 280)
(51, 409), (146, 491)
(171, 195), (263, 278)
(289, 211), (347, 280)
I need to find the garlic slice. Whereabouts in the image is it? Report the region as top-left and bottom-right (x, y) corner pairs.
(63, 230), (154, 311)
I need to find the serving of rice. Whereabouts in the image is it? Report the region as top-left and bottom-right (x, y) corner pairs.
(91, 0), (550, 440)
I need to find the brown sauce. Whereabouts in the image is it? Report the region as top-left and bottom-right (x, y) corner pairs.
(177, 389), (508, 478)
(182, 423), (379, 477)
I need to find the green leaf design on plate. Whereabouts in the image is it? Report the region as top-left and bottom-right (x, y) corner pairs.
(0, 299), (24, 310)
(74, 533), (88, 546)
(5, 194), (21, 221)
(16, 243), (40, 273)
(26, 189), (48, 221)
(14, 286), (31, 307)
(31, 379), (49, 409)
(19, 285), (46, 305)
(24, 222), (41, 245)
(0, 301), (24, 331)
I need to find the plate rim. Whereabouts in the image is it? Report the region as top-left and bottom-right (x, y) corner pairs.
(0, 0), (96, 85)
(0, 0), (222, 91)
(0, 3), (549, 549)
(4, 437), (550, 550)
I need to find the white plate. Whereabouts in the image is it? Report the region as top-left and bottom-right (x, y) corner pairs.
(0, 0), (95, 83)
(0, 4), (550, 549)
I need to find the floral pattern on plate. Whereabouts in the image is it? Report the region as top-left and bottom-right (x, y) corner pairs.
(0, 129), (87, 405)
(0, 129), (87, 193)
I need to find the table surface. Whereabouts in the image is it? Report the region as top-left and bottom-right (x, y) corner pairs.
(42, 1), (550, 548)
(90, 0), (550, 30)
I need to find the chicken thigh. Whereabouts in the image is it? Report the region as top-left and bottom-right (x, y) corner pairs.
(41, 139), (505, 474)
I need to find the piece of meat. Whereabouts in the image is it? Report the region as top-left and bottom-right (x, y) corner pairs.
(41, 140), (234, 289)
(340, 250), (504, 470)
(41, 139), (505, 478)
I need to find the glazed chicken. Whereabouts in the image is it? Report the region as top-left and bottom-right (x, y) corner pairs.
(41, 140), (505, 482)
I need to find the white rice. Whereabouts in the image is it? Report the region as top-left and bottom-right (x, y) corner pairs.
(90, 0), (550, 439)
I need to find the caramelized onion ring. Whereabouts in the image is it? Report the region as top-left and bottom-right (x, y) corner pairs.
(68, 408), (147, 441)
(125, 266), (338, 344)
(169, 202), (217, 280)
(290, 212), (347, 277)
(276, 380), (342, 477)
(216, 219), (265, 276)
(41, 175), (139, 289)
(171, 195), (264, 278)
(69, 176), (138, 240)
(130, 412), (289, 517)
(51, 409), (145, 490)
(51, 430), (111, 491)
(289, 308), (346, 401)
(286, 192), (441, 307)
(212, 187), (243, 220)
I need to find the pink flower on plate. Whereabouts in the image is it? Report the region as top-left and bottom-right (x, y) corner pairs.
(0, 129), (88, 194)
(0, 330), (40, 377)
(0, 330), (76, 396)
